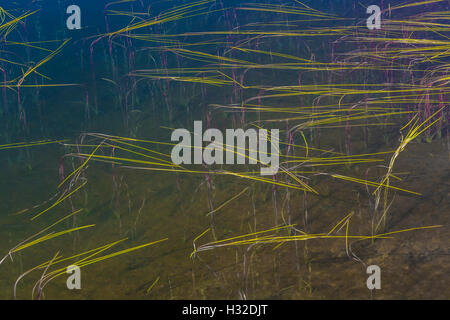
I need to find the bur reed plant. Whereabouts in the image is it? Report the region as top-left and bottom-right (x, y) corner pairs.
(0, 4), (80, 141)
(1, 137), (168, 299)
(1, 0), (449, 299)
(90, 0), (447, 247)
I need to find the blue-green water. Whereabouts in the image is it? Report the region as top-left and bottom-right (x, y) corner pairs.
(0, 0), (448, 299)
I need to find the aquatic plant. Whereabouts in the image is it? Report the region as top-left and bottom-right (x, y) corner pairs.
(1, 0), (448, 299)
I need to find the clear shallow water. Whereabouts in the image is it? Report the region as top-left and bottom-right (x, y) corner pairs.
(0, 0), (449, 299)
(1, 129), (448, 299)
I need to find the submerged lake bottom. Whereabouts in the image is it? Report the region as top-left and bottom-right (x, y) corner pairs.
(0, 110), (448, 300)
